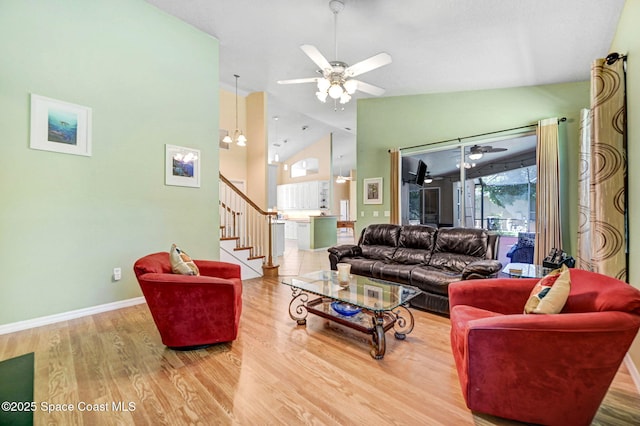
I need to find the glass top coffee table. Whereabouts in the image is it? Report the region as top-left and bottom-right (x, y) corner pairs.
(502, 262), (550, 278)
(281, 270), (423, 359)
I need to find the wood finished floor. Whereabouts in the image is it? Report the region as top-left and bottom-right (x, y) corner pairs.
(1, 236), (639, 425)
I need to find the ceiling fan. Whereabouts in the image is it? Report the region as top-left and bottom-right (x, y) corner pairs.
(468, 144), (508, 160)
(335, 155), (353, 183)
(277, 0), (392, 105)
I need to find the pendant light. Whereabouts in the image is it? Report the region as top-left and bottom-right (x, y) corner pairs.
(223, 74), (247, 147)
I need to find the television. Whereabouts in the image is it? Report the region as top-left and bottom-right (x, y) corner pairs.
(415, 160), (427, 186)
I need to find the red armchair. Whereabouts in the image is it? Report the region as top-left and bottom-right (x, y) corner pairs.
(449, 268), (640, 426)
(134, 252), (243, 349)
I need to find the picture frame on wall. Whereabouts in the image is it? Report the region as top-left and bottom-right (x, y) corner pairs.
(363, 177), (383, 204)
(30, 94), (92, 157)
(165, 144), (201, 188)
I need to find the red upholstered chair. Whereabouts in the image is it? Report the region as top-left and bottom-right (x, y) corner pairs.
(134, 252), (242, 349)
(449, 269), (640, 426)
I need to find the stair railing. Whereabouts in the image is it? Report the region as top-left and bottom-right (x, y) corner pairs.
(219, 173), (277, 271)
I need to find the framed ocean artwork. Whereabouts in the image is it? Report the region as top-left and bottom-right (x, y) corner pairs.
(29, 94), (92, 157)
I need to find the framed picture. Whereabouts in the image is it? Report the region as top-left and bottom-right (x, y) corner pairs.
(165, 144), (200, 188)
(363, 177), (383, 204)
(30, 94), (92, 157)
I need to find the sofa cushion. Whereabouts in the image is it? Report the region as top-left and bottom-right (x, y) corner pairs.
(170, 244), (200, 276)
(429, 253), (484, 273)
(341, 258), (381, 277)
(392, 225), (437, 264)
(372, 262), (416, 283)
(361, 245), (397, 261)
(524, 266), (571, 314)
(392, 248), (431, 265)
(359, 224), (401, 261)
(433, 227), (488, 258)
(360, 224), (401, 247)
(410, 266), (464, 296)
(398, 225), (437, 249)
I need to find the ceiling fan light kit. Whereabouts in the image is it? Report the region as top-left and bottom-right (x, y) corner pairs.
(278, 0), (391, 106)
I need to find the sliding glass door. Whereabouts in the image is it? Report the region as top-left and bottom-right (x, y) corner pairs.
(400, 133), (536, 231)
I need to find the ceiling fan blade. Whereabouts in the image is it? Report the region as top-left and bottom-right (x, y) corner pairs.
(486, 147), (508, 153)
(277, 77), (319, 85)
(352, 80), (386, 96)
(300, 44), (332, 72)
(345, 52), (392, 77)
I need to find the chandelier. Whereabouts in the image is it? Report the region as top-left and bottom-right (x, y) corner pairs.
(222, 74), (247, 147)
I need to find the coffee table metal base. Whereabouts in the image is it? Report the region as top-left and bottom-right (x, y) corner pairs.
(287, 287), (415, 359)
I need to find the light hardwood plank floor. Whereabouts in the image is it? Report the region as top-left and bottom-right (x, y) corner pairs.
(1, 238), (639, 425)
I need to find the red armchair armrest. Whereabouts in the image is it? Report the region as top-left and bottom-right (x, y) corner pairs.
(194, 259), (241, 280)
(449, 277), (538, 314)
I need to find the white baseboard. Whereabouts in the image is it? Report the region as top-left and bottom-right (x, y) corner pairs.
(625, 353), (640, 394)
(0, 297), (146, 335)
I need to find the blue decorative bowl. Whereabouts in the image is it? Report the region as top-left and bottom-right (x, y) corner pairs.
(331, 302), (361, 316)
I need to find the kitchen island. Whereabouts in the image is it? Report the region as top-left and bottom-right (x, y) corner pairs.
(297, 215), (338, 250)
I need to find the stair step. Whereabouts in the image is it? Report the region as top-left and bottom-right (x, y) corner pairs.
(234, 246), (253, 251)
(248, 255), (265, 260)
(221, 237), (239, 241)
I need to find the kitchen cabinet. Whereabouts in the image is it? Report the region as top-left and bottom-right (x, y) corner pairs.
(276, 180), (330, 211)
(284, 220), (298, 239)
(271, 222), (285, 257)
(297, 222), (311, 250)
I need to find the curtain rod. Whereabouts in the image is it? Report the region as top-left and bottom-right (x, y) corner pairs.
(394, 117), (567, 152)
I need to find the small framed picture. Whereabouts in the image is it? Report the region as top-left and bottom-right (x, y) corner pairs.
(30, 94), (92, 157)
(165, 144), (200, 188)
(363, 177), (383, 204)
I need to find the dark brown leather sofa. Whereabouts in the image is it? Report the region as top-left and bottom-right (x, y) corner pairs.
(328, 224), (501, 315)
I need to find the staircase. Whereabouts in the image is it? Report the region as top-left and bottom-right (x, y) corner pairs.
(219, 173), (278, 279)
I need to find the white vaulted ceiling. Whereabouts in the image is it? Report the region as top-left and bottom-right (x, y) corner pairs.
(145, 0), (624, 172)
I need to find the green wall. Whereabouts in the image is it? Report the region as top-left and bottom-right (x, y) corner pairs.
(0, 0), (220, 325)
(610, 0), (640, 375)
(356, 82), (590, 253)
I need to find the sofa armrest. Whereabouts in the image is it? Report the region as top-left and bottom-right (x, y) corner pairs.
(449, 278), (538, 314)
(461, 259), (503, 280)
(194, 260), (241, 280)
(328, 244), (362, 270)
(328, 244), (362, 259)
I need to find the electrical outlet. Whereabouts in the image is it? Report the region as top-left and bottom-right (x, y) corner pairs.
(361, 211), (365, 217)
(373, 211), (379, 217)
(384, 211), (390, 217)
(113, 267), (122, 281)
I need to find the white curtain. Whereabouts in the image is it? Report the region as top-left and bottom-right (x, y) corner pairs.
(576, 109), (593, 270)
(533, 118), (562, 264)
